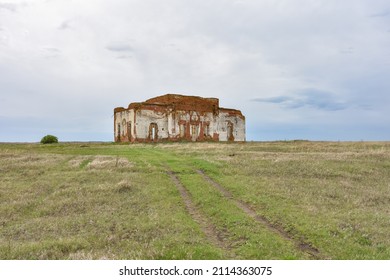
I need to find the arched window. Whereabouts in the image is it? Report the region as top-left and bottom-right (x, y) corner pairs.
(122, 119), (127, 136)
(117, 123), (121, 139)
(149, 123), (158, 141)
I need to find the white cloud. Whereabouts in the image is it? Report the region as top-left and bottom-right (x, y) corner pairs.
(1, 0), (390, 141)
(106, 42), (134, 52)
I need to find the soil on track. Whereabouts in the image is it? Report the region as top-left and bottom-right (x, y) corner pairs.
(167, 170), (234, 258)
(197, 169), (324, 259)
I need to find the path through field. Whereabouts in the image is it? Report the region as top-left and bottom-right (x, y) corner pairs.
(1, 142), (390, 259)
(143, 149), (320, 259)
(196, 169), (322, 259)
(166, 166), (322, 259)
(167, 170), (235, 257)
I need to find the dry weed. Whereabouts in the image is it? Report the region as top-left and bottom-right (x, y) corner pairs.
(87, 156), (133, 169)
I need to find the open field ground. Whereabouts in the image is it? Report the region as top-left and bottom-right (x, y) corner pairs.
(0, 141), (389, 259)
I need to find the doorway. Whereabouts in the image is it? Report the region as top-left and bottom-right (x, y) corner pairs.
(180, 124), (186, 138)
(227, 122), (234, 141)
(191, 125), (199, 141)
(149, 123), (158, 141)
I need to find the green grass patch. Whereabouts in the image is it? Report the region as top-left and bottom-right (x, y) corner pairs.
(1, 141), (390, 259)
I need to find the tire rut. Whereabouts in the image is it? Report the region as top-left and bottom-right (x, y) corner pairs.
(167, 170), (234, 258)
(197, 169), (324, 260)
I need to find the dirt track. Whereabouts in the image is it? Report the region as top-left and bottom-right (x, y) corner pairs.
(196, 169), (323, 259)
(167, 170), (235, 258)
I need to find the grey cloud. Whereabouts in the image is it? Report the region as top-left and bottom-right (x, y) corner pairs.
(370, 10), (390, 17)
(116, 55), (133, 60)
(340, 47), (354, 54)
(253, 89), (348, 111)
(43, 47), (60, 52)
(106, 42), (134, 52)
(1, 0), (390, 142)
(253, 96), (291, 104)
(42, 47), (61, 58)
(0, 3), (17, 12)
(58, 20), (72, 30)
(0, 2), (28, 12)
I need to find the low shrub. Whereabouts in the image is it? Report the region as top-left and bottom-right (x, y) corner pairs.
(40, 135), (58, 144)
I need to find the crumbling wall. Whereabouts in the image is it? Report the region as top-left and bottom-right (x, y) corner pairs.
(114, 108), (135, 142)
(144, 94), (219, 113)
(216, 109), (246, 142)
(135, 109), (169, 140)
(114, 94), (245, 143)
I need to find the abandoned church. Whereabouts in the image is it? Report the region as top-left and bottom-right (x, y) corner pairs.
(114, 94), (245, 143)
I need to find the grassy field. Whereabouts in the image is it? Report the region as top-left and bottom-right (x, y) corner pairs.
(0, 141), (389, 260)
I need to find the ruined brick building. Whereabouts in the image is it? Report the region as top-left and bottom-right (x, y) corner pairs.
(114, 94), (245, 142)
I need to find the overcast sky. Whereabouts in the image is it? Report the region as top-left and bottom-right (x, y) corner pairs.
(1, 0), (389, 142)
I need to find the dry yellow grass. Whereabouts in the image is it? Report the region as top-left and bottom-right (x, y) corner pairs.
(1, 141), (389, 259)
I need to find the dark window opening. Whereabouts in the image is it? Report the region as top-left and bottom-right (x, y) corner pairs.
(149, 123), (158, 141)
(117, 123), (121, 139)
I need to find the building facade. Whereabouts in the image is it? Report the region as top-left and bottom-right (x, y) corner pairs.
(114, 94), (245, 143)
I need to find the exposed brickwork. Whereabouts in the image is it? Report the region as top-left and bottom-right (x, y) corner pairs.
(114, 93), (245, 143)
